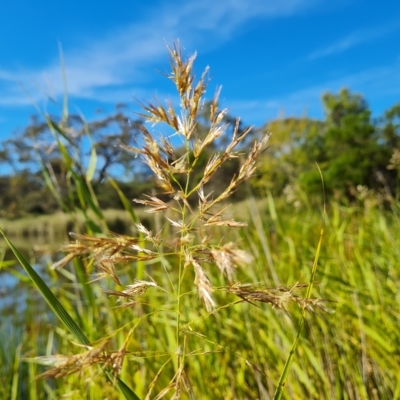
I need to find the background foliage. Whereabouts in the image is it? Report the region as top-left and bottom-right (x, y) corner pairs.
(1, 88), (400, 219)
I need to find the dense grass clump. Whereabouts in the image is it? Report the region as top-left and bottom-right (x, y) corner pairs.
(1, 44), (399, 400)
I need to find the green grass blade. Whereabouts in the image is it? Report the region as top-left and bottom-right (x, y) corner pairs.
(71, 169), (104, 221)
(10, 343), (22, 400)
(58, 42), (69, 124)
(106, 372), (141, 400)
(46, 116), (76, 148)
(108, 177), (139, 224)
(86, 140), (98, 182)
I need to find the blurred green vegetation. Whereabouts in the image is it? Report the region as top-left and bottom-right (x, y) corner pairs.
(253, 89), (400, 201)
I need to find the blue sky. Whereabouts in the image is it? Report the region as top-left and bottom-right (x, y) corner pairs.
(1, 0), (400, 141)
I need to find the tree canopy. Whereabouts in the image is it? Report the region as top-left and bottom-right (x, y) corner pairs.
(254, 89), (400, 201)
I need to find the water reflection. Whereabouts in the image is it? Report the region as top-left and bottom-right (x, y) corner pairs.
(0, 234), (67, 315)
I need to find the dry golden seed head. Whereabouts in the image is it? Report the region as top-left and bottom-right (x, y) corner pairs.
(118, 143), (146, 155)
(192, 74), (207, 100)
(197, 186), (213, 209)
(182, 250), (215, 311)
(193, 138), (202, 158)
(184, 53), (196, 79)
(236, 164), (257, 185)
(27, 354), (71, 368)
(214, 108), (229, 125)
(197, 186), (206, 204)
(170, 154), (188, 174)
(201, 234), (213, 245)
(224, 121), (254, 154)
(134, 195), (169, 213)
(168, 50), (197, 101)
(104, 280), (158, 309)
(227, 282), (326, 313)
(227, 133), (271, 189)
(94, 258), (121, 285)
(135, 123), (154, 141)
(103, 289), (132, 298)
(134, 224), (161, 245)
(208, 90), (221, 124)
(130, 244), (156, 255)
(211, 249), (235, 283)
(106, 280), (157, 298)
(229, 247), (254, 266)
(189, 68), (209, 120)
(199, 123), (228, 152)
(203, 203), (231, 222)
(167, 43), (182, 69)
(141, 141), (170, 169)
(125, 280), (158, 292)
(204, 219), (247, 228)
(178, 233), (194, 245)
(142, 155), (167, 181)
(33, 341), (110, 380)
(135, 223), (151, 237)
(106, 350), (125, 377)
(147, 141), (161, 158)
(224, 119), (241, 150)
(56, 233), (140, 270)
(190, 259), (215, 312)
(69, 232), (128, 246)
(164, 100), (180, 131)
(160, 135), (176, 159)
(211, 243), (253, 282)
(166, 217), (188, 232)
(173, 191), (193, 211)
(177, 115), (196, 139)
(204, 184), (235, 208)
(203, 153), (222, 179)
(183, 248), (193, 269)
(51, 252), (76, 270)
(139, 100), (176, 128)
(155, 178), (175, 194)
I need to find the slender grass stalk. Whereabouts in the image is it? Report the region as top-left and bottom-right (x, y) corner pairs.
(274, 164), (326, 400)
(10, 343), (22, 400)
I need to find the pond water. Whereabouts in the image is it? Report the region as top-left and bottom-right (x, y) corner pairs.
(0, 235), (67, 315)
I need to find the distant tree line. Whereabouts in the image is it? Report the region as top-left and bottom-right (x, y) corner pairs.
(253, 89), (400, 202)
(0, 89), (399, 218)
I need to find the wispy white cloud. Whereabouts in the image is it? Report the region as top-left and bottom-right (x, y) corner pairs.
(308, 21), (400, 60)
(0, 69), (18, 81)
(0, 0), (319, 106)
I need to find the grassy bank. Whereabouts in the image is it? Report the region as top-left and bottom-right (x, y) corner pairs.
(1, 197), (400, 399)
